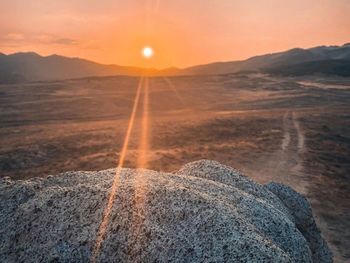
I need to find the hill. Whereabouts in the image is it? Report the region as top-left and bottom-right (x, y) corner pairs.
(264, 59), (350, 77)
(0, 43), (349, 83)
(177, 43), (350, 76)
(0, 52), (147, 83)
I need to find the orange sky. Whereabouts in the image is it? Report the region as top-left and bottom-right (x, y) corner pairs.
(1, 0), (349, 68)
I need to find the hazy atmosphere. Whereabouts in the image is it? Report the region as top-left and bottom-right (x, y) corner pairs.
(1, 1), (349, 263)
(1, 0), (350, 68)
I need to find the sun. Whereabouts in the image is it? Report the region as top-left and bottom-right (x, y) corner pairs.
(142, 46), (153, 58)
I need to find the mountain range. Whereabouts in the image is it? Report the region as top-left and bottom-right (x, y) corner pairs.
(1, 43), (350, 83)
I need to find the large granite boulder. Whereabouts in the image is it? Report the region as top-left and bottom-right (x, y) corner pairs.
(0, 160), (331, 262)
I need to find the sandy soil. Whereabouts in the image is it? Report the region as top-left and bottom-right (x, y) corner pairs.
(0, 73), (349, 261)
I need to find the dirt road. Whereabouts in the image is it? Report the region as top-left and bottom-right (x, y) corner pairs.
(246, 110), (308, 193)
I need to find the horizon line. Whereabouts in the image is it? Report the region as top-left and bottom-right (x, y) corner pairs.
(1, 41), (349, 71)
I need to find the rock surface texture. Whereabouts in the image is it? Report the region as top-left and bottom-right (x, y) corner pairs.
(0, 160), (331, 262)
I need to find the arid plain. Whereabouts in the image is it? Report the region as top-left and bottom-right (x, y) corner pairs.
(0, 73), (349, 261)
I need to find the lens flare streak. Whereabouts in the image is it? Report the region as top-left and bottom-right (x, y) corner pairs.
(126, 76), (151, 261)
(162, 76), (186, 106)
(90, 76), (145, 263)
(137, 77), (150, 169)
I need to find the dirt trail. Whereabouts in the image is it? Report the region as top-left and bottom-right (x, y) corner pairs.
(247, 111), (308, 193)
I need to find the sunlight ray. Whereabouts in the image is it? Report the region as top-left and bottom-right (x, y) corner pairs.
(137, 76), (150, 169)
(162, 76), (186, 107)
(90, 76), (145, 263)
(126, 76), (151, 261)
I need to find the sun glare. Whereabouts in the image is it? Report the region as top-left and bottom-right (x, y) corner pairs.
(142, 46), (153, 58)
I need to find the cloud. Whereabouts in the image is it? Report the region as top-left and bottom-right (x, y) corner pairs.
(34, 34), (79, 45)
(0, 32), (79, 47)
(0, 33), (26, 48)
(3, 33), (25, 41)
(51, 38), (78, 45)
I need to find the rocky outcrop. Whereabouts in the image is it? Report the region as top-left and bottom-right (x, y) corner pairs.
(0, 160), (331, 262)
(266, 182), (332, 262)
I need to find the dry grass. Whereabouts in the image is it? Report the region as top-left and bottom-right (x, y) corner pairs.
(0, 73), (349, 261)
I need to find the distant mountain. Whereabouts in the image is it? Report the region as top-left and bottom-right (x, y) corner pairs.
(1, 43), (350, 83)
(264, 59), (350, 77)
(0, 52), (147, 83)
(176, 43), (350, 76)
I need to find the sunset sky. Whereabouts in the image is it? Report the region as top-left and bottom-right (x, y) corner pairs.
(1, 0), (349, 68)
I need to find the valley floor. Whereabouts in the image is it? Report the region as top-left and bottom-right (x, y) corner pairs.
(0, 73), (349, 261)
